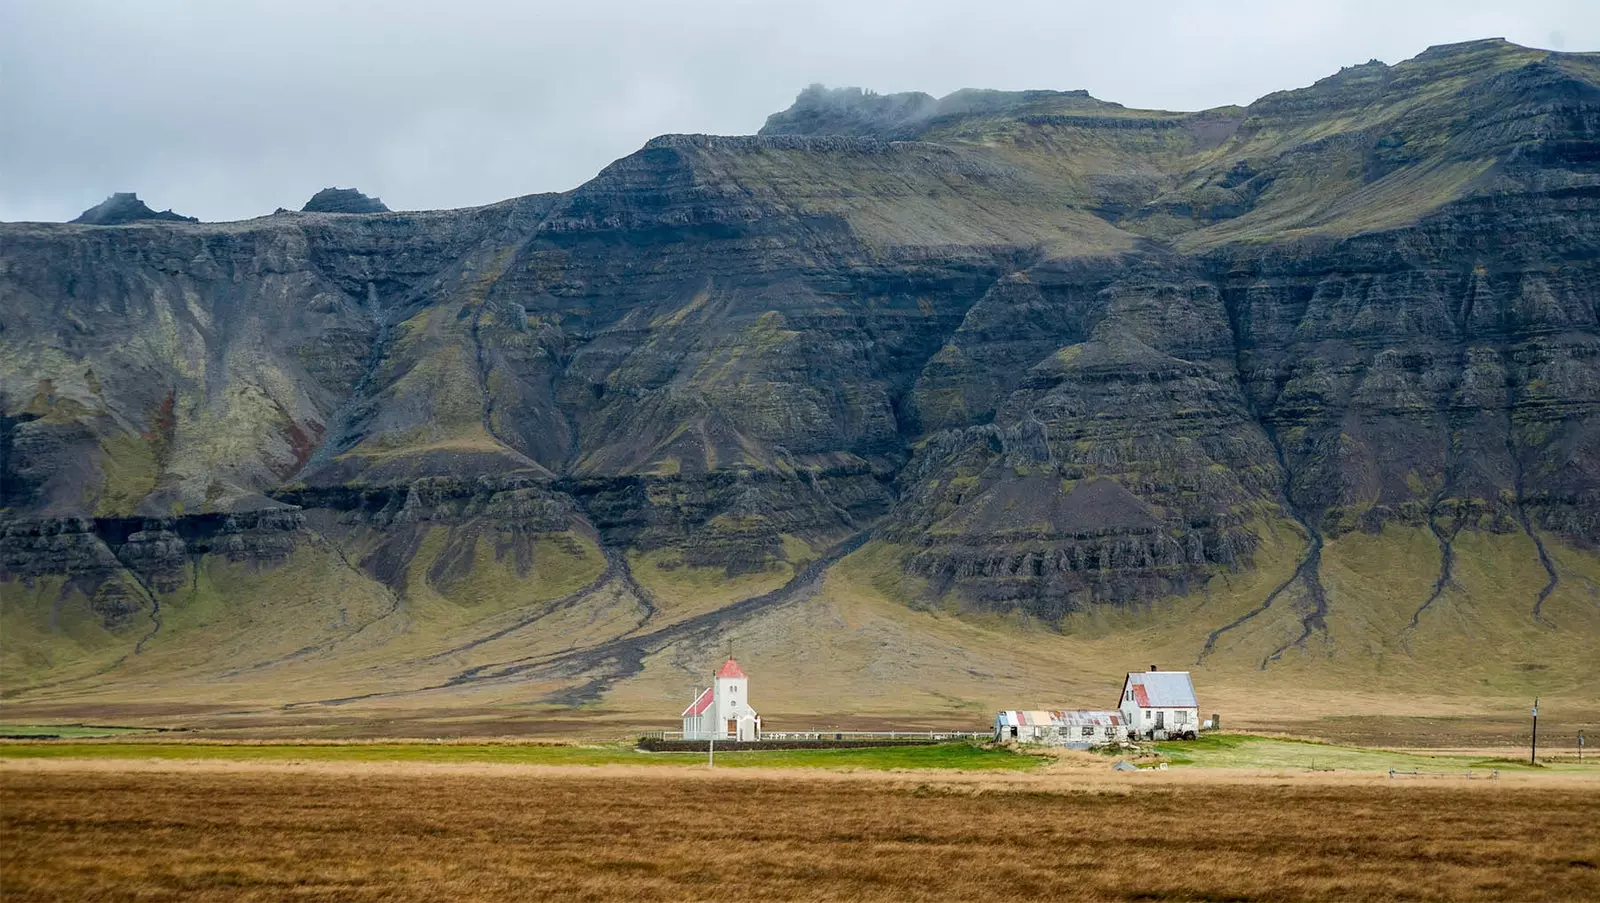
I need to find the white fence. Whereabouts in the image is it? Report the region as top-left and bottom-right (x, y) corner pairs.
(645, 730), (990, 742)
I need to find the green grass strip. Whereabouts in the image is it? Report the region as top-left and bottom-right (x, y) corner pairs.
(0, 740), (1038, 771)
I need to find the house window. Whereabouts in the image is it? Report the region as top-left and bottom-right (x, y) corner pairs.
(1176, 711), (1189, 724)
(1081, 726), (1094, 737)
(1144, 710), (1151, 719)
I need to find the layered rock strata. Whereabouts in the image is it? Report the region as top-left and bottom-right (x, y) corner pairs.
(3, 38), (1596, 636)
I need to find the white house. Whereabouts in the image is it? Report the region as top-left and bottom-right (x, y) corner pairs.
(681, 658), (761, 741)
(1117, 667), (1199, 740)
(993, 710), (1124, 748)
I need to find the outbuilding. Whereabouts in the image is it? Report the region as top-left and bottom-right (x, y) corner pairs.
(1117, 667), (1199, 740)
(993, 710), (1124, 748)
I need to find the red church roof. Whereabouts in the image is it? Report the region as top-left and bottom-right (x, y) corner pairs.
(681, 687), (714, 717)
(716, 658), (746, 679)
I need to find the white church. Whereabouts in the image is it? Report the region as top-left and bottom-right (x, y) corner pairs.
(681, 658), (761, 741)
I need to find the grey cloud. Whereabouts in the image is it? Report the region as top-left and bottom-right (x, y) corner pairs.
(2, 0), (1595, 222)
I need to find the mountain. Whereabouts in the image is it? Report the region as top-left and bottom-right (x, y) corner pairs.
(301, 187), (390, 214)
(3, 39), (1597, 730)
(69, 193), (198, 225)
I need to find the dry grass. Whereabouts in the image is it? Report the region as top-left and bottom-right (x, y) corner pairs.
(4, 767), (1598, 902)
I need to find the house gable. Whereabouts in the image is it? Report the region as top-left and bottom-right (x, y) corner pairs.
(1120, 671), (1198, 709)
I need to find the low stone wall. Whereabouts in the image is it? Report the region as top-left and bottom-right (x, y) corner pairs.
(637, 738), (946, 753)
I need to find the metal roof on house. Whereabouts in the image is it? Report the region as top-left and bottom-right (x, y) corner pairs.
(681, 687), (714, 717)
(716, 658), (746, 679)
(994, 710), (1123, 727)
(1125, 671), (1198, 708)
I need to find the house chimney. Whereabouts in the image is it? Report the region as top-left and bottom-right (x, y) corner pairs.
(1150, 664), (1158, 671)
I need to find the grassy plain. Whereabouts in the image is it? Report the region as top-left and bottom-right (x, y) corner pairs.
(0, 724), (150, 739)
(5, 733), (1589, 775)
(4, 765), (1598, 902)
(0, 740), (1035, 771)
(1147, 733), (1582, 773)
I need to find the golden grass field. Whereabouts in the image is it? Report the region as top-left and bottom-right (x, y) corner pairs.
(3, 759), (1599, 903)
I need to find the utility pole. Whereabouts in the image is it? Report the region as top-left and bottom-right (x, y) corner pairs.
(1530, 698), (1539, 765)
(708, 724), (715, 768)
(1579, 731), (1584, 765)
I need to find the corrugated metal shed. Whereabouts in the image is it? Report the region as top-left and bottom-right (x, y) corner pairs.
(995, 710), (1123, 727)
(1126, 671), (1198, 707)
(1054, 710), (1124, 727)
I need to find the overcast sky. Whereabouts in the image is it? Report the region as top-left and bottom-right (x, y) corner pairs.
(2, 0), (1595, 223)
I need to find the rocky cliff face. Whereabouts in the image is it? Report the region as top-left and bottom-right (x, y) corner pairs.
(3, 39), (1597, 702)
